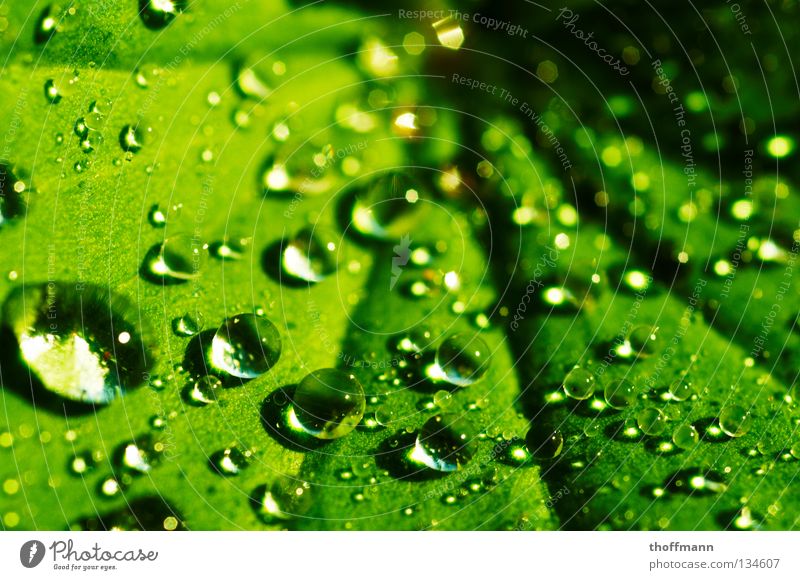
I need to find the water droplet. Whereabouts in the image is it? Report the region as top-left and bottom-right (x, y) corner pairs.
(89, 98), (113, 117)
(375, 408), (395, 426)
(0, 163), (26, 226)
(69, 452), (95, 475)
(281, 227), (338, 283)
(619, 269), (653, 293)
(210, 313), (282, 379)
(211, 446), (251, 476)
(139, 0), (187, 30)
(525, 422), (564, 459)
(410, 415), (474, 472)
(562, 366), (596, 400)
(583, 421), (601, 438)
(115, 435), (163, 474)
(433, 389), (453, 408)
(134, 68), (149, 89)
(251, 480), (310, 524)
(719, 405), (752, 438)
(350, 172), (426, 241)
(171, 313), (201, 337)
(291, 369), (365, 440)
(668, 379), (695, 402)
(636, 407), (667, 436)
(672, 424), (699, 449)
(74, 117), (89, 140)
(44, 79), (61, 103)
(99, 477), (124, 498)
(436, 333), (491, 387)
(119, 124), (143, 153)
(1, 283), (152, 405)
(183, 375), (221, 406)
(235, 64), (271, 100)
(34, 5), (59, 44)
(393, 328), (434, 355)
(604, 379), (637, 410)
(626, 325), (661, 358)
(142, 235), (206, 283)
(209, 238), (247, 261)
(147, 204), (167, 227)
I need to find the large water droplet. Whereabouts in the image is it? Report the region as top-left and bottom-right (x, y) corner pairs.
(436, 333), (491, 387)
(350, 172), (427, 241)
(210, 314), (282, 379)
(1, 283), (152, 405)
(139, 0), (187, 30)
(281, 227), (338, 283)
(291, 369), (365, 439)
(410, 415), (474, 472)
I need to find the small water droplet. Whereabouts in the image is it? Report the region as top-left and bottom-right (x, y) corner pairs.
(210, 313), (282, 379)
(281, 227), (338, 283)
(69, 452), (96, 475)
(410, 415), (474, 472)
(171, 313), (202, 337)
(142, 235), (207, 283)
(626, 325), (662, 358)
(147, 204), (167, 227)
(139, 0), (187, 30)
(235, 64), (271, 100)
(668, 379), (695, 402)
(0, 163), (26, 225)
(672, 424), (699, 449)
(251, 480), (309, 524)
(719, 405), (752, 438)
(209, 238), (247, 261)
(436, 333), (491, 387)
(562, 367), (596, 400)
(525, 421), (564, 459)
(34, 5), (59, 44)
(604, 379), (637, 410)
(44, 79), (62, 103)
(350, 172), (426, 241)
(636, 407), (667, 436)
(115, 435), (163, 475)
(119, 124), (144, 153)
(290, 369), (365, 439)
(211, 446), (251, 476)
(182, 375), (221, 406)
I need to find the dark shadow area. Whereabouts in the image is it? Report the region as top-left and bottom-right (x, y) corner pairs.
(72, 495), (184, 531)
